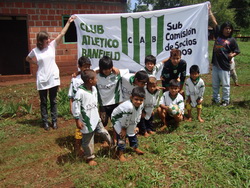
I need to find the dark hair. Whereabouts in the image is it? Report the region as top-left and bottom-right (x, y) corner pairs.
(190, 65), (200, 74)
(169, 79), (180, 87)
(145, 55), (156, 65)
(78, 56), (91, 67)
(36, 31), (49, 50)
(81, 69), (96, 83)
(219, 22), (234, 38)
(134, 70), (149, 82)
(99, 56), (113, 73)
(131, 87), (145, 98)
(170, 48), (181, 57)
(148, 76), (157, 84)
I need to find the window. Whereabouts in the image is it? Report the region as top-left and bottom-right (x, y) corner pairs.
(63, 16), (77, 43)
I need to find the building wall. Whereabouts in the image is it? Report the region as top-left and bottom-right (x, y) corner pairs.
(0, 0), (127, 76)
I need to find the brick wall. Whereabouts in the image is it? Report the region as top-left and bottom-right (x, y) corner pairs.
(0, 0), (127, 76)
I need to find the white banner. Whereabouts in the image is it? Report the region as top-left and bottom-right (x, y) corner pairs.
(74, 2), (209, 75)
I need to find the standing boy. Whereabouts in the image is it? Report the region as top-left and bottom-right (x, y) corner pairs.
(111, 87), (145, 162)
(73, 70), (112, 166)
(159, 79), (184, 132)
(161, 48), (187, 93)
(185, 65), (205, 122)
(68, 56), (91, 157)
(96, 56), (127, 127)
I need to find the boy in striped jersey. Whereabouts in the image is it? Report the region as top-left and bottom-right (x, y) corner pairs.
(185, 65), (205, 122)
(96, 56), (125, 128)
(68, 56), (91, 157)
(111, 87), (145, 162)
(73, 70), (112, 166)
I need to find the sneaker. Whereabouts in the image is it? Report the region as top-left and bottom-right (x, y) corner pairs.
(220, 101), (229, 107)
(212, 99), (219, 105)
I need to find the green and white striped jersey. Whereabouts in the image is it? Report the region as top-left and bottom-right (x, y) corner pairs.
(73, 86), (100, 134)
(96, 72), (122, 106)
(111, 100), (143, 137)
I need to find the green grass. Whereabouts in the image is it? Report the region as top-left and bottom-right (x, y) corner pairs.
(0, 41), (250, 187)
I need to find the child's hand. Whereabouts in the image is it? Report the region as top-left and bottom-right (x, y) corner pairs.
(156, 86), (165, 90)
(121, 128), (126, 138)
(72, 71), (80, 78)
(196, 98), (203, 104)
(112, 67), (120, 75)
(134, 127), (139, 134)
(68, 15), (76, 23)
(76, 120), (84, 129)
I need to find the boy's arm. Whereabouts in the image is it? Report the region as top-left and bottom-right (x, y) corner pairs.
(160, 104), (169, 111)
(121, 127), (127, 138)
(112, 67), (120, 75)
(75, 119), (84, 129)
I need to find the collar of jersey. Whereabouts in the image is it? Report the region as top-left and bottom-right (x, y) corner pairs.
(169, 92), (177, 100)
(79, 85), (92, 93)
(191, 77), (200, 85)
(129, 76), (135, 85)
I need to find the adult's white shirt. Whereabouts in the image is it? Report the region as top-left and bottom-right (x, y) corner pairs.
(27, 40), (60, 90)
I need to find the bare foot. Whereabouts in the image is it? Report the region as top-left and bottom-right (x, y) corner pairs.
(101, 141), (109, 148)
(159, 125), (167, 131)
(134, 148), (144, 155)
(144, 132), (150, 137)
(235, 83), (240, 86)
(119, 154), (127, 162)
(185, 117), (192, 122)
(87, 159), (97, 166)
(148, 131), (155, 135)
(198, 117), (204, 123)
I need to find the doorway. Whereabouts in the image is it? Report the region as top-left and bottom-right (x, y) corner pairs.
(0, 16), (30, 75)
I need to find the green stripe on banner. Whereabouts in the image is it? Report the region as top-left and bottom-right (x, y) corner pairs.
(133, 18), (140, 64)
(121, 17), (128, 55)
(145, 18), (151, 56)
(157, 15), (164, 55)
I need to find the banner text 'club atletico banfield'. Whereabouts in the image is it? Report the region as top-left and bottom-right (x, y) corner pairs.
(74, 1), (209, 75)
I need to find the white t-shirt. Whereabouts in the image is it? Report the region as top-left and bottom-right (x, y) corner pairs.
(68, 74), (84, 99)
(144, 89), (160, 120)
(27, 40), (60, 90)
(121, 72), (136, 101)
(185, 77), (205, 107)
(96, 72), (122, 106)
(72, 86), (100, 134)
(111, 100), (143, 137)
(159, 91), (184, 115)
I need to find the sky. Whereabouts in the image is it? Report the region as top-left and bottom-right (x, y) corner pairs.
(130, 0), (137, 9)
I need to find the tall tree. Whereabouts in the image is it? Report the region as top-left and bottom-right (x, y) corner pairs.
(229, 0), (250, 28)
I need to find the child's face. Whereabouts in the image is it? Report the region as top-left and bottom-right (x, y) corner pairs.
(80, 64), (91, 72)
(135, 79), (147, 87)
(131, 96), (144, 108)
(145, 62), (155, 72)
(89, 75), (97, 86)
(147, 83), (157, 93)
(223, 26), (232, 37)
(170, 55), (181, 66)
(169, 86), (179, 97)
(190, 72), (199, 81)
(102, 68), (113, 76)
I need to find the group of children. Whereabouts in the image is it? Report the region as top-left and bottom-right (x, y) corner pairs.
(68, 48), (205, 165)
